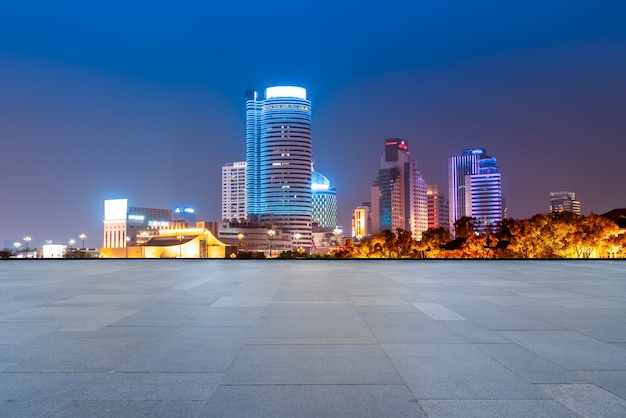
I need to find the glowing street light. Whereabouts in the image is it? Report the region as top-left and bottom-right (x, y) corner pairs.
(125, 236), (131, 258)
(237, 233), (244, 255)
(293, 233), (302, 252)
(79, 233), (87, 250)
(333, 226), (342, 247)
(23, 236), (31, 257)
(13, 241), (21, 256)
(177, 235), (184, 258)
(267, 229), (275, 258)
(68, 239), (75, 258)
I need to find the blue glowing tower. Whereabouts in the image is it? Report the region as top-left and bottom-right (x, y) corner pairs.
(245, 86), (313, 249)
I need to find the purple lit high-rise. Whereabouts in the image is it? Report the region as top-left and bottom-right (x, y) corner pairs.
(448, 148), (503, 236)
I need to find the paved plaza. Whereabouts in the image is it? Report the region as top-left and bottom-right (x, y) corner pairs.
(1, 260), (626, 417)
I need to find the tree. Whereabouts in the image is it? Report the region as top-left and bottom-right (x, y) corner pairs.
(419, 228), (451, 251)
(507, 213), (622, 258)
(454, 216), (477, 238)
(507, 215), (552, 258)
(608, 233), (626, 258)
(565, 213), (621, 258)
(459, 234), (499, 258)
(395, 229), (414, 258)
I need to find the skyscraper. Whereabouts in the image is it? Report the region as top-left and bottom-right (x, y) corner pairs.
(352, 203), (371, 239)
(245, 86), (312, 249)
(221, 161), (247, 222)
(370, 139), (428, 240)
(427, 184), (449, 230)
(448, 148), (503, 235)
(549, 191), (581, 215)
(311, 168), (337, 228)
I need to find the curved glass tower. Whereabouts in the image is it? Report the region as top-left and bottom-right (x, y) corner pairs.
(311, 169), (337, 228)
(246, 86), (312, 250)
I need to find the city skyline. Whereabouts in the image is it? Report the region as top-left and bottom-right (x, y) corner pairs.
(2, 1), (626, 246)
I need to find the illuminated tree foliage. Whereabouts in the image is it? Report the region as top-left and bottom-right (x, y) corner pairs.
(338, 213), (624, 259)
(341, 229), (425, 259)
(506, 212), (621, 258)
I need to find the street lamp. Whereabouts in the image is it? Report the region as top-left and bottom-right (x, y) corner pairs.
(23, 236), (31, 257)
(237, 233), (244, 255)
(267, 229), (275, 258)
(177, 235), (184, 258)
(13, 241), (21, 256)
(68, 239), (75, 258)
(333, 227), (342, 247)
(79, 233), (87, 250)
(293, 233), (302, 252)
(125, 236), (131, 258)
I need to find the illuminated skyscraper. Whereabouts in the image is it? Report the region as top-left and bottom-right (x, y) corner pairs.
(549, 191), (581, 215)
(245, 86), (312, 249)
(427, 185), (449, 230)
(370, 139), (428, 240)
(448, 148), (502, 235)
(311, 169), (337, 228)
(221, 161), (247, 222)
(352, 203), (371, 238)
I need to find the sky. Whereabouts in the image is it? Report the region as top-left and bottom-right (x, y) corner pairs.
(1, 0), (625, 248)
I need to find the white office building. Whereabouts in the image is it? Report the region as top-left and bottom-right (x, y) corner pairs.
(222, 161), (247, 222)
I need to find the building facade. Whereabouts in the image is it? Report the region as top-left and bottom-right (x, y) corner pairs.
(352, 203), (371, 239)
(213, 221), (293, 256)
(311, 169), (337, 228)
(549, 191), (581, 215)
(103, 199), (172, 248)
(245, 86), (313, 250)
(427, 185), (450, 230)
(448, 149), (503, 235)
(370, 139), (428, 240)
(100, 226), (231, 259)
(222, 161), (247, 222)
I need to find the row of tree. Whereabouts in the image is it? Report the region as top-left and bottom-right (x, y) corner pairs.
(334, 212), (626, 259)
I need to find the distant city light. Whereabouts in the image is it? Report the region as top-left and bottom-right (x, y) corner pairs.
(148, 220), (169, 228)
(311, 183), (330, 191)
(174, 207), (195, 214)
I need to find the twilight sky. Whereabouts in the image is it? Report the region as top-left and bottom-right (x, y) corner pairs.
(1, 0), (625, 248)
